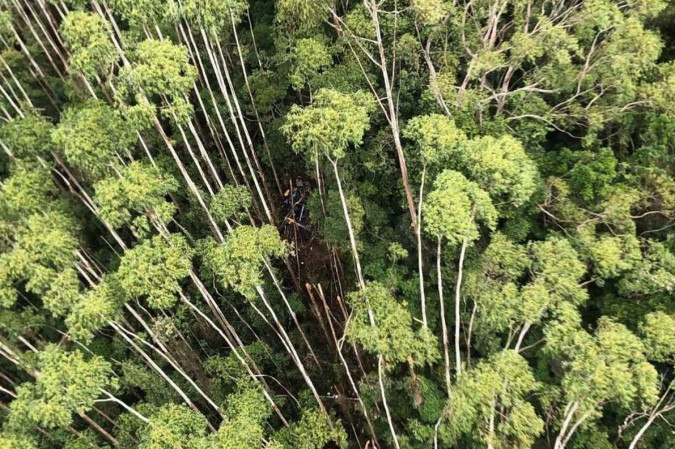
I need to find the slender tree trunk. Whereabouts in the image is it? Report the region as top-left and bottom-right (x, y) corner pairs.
(514, 322), (531, 352)
(417, 167), (427, 327)
(554, 402), (579, 449)
(99, 389), (149, 423)
(255, 285), (326, 413)
(366, 0), (417, 231)
(314, 284), (379, 443)
(454, 238), (468, 375)
(378, 355), (401, 449)
(437, 237), (452, 398)
(230, 19), (283, 196)
(152, 117), (224, 243)
(628, 415), (657, 449)
(330, 159), (365, 290)
(262, 258), (319, 366)
(79, 413), (119, 447)
(199, 27), (272, 223)
(178, 293), (289, 426)
(109, 321), (217, 431)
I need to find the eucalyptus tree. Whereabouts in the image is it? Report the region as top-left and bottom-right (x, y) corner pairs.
(403, 114), (467, 329)
(93, 160), (180, 237)
(0, 1), (674, 448)
(0, 111), (53, 159)
(1, 343), (141, 447)
(60, 11), (118, 81)
(198, 224), (325, 412)
(424, 170), (497, 392)
(0, 211), (80, 317)
(283, 88), (373, 289)
(439, 350), (544, 449)
(115, 36), (227, 240)
(52, 99), (136, 174)
(545, 315), (659, 449)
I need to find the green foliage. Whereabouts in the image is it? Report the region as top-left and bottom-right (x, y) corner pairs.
(63, 430), (110, 449)
(121, 39), (197, 101)
(283, 88), (373, 161)
(0, 211), (79, 313)
(210, 184), (252, 223)
(461, 135), (539, 208)
(289, 38), (332, 90)
(530, 237), (588, 306)
(619, 241), (675, 297)
(115, 234), (193, 309)
(60, 11), (117, 79)
(107, 0), (179, 30)
(309, 189), (365, 249)
(546, 314), (659, 417)
(199, 225), (287, 299)
(121, 361), (178, 405)
(579, 229), (641, 279)
(66, 279), (123, 342)
(138, 404), (210, 449)
(275, 0), (328, 32)
(246, 70), (288, 114)
(346, 281), (439, 366)
(568, 148), (618, 201)
(0, 433), (37, 449)
(639, 312), (675, 363)
(217, 381), (271, 449)
(52, 100), (136, 175)
(6, 345), (115, 431)
(94, 161), (179, 231)
(273, 408), (347, 449)
(440, 351), (543, 449)
(181, 0), (249, 33)
(423, 170), (498, 245)
(42, 268), (80, 317)
(464, 233), (530, 334)
(0, 161), (60, 226)
(0, 112), (53, 159)
(403, 114), (467, 168)
(410, 0), (448, 25)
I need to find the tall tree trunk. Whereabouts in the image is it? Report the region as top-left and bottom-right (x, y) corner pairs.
(366, 0), (417, 231)
(417, 167), (427, 327)
(454, 238), (468, 375)
(437, 237), (452, 398)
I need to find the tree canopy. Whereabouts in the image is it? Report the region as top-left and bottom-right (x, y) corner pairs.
(0, 0), (673, 448)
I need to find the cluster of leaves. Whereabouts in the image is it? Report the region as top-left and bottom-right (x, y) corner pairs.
(6, 345), (116, 431)
(199, 225), (287, 299)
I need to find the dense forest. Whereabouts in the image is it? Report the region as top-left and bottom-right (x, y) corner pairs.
(0, 0), (673, 447)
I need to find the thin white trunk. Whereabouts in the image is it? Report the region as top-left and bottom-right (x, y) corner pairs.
(124, 304), (221, 414)
(109, 321), (214, 430)
(262, 258), (319, 366)
(214, 36), (275, 217)
(455, 238), (468, 375)
(628, 415), (657, 449)
(554, 402), (579, 449)
(255, 285), (326, 413)
(437, 238), (452, 398)
(153, 117), (224, 242)
(199, 27), (271, 222)
(378, 355), (401, 449)
(417, 167), (427, 327)
(365, 0), (417, 230)
(330, 159), (365, 291)
(178, 292), (289, 426)
(99, 389), (149, 423)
